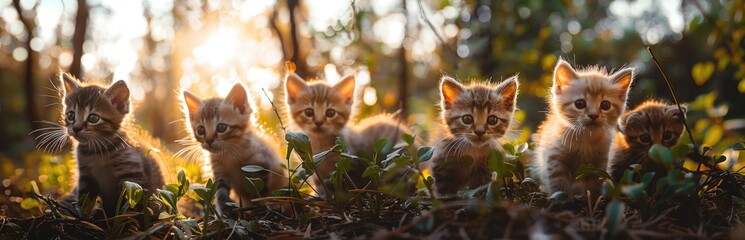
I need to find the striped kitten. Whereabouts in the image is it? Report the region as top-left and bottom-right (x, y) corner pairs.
(284, 73), (410, 191)
(533, 58), (633, 197)
(608, 100), (687, 182)
(431, 76), (519, 196)
(183, 83), (286, 218)
(58, 73), (164, 216)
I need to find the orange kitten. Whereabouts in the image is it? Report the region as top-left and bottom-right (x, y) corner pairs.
(183, 83), (286, 218)
(284, 73), (411, 192)
(431, 76), (519, 196)
(533, 58), (633, 197)
(608, 100), (687, 182)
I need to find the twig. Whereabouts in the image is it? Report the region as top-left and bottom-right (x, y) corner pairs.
(646, 47), (707, 167)
(261, 88), (286, 133)
(417, 0), (457, 67)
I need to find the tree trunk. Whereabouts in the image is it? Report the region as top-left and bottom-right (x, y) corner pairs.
(69, 0), (89, 79)
(12, 0), (40, 132)
(398, 0), (409, 117)
(288, 0), (309, 77)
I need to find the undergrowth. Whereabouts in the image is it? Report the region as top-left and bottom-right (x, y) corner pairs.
(1, 130), (744, 239)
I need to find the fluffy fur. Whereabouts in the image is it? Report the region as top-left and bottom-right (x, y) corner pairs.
(55, 73), (164, 216)
(183, 83), (286, 218)
(608, 100), (687, 182)
(533, 58), (634, 197)
(430, 76), (519, 196)
(284, 73), (411, 192)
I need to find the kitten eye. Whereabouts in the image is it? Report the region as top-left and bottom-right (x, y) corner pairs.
(66, 111), (75, 122)
(216, 123), (228, 133)
(461, 115), (474, 124)
(639, 134), (651, 144)
(487, 115), (499, 125)
(196, 126), (206, 136)
(574, 100), (586, 109)
(87, 114), (100, 123)
(662, 131), (674, 141)
(326, 109), (336, 118)
(600, 101), (611, 110)
(304, 108), (314, 117)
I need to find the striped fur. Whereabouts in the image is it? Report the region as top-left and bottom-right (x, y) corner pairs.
(608, 100), (687, 182)
(57, 73), (164, 216)
(182, 83), (286, 218)
(284, 73), (411, 192)
(431, 76), (519, 196)
(533, 58), (634, 197)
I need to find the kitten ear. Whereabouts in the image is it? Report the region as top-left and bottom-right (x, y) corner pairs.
(495, 76), (519, 109)
(440, 76), (464, 109)
(666, 104), (687, 120)
(610, 68), (634, 92)
(553, 58), (578, 93)
(618, 111), (638, 132)
(104, 80), (130, 114)
(182, 91), (202, 117)
(225, 83), (251, 114)
(60, 72), (81, 96)
(285, 73), (308, 104)
(333, 74), (356, 104)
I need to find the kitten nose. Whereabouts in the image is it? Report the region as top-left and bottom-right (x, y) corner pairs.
(314, 122), (323, 127)
(475, 130), (485, 138)
(206, 138), (214, 146)
(72, 126), (83, 133)
(588, 114), (599, 120)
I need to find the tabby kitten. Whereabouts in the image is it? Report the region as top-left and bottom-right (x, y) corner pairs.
(533, 58), (633, 197)
(608, 100), (687, 182)
(284, 73), (410, 191)
(183, 83), (286, 218)
(58, 73), (164, 216)
(431, 76), (519, 196)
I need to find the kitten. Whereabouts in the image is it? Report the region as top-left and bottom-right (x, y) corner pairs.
(608, 100), (687, 182)
(533, 58), (633, 197)
(57, 73), (164, 217)
(430, 76), (519, 196)
(284, 73), (411, 192)
(183, 83), (287, 218)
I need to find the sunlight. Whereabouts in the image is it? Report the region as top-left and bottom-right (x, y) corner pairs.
(193, 28), (238, 68)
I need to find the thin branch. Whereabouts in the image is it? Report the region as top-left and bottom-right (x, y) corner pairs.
(646, 46), (713, 169)
(270, 3), (288, 61)
(261, 88), (286, 133)
(417, 0), (457, 67)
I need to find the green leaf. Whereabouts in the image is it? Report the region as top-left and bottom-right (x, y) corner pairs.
(714, 155), (727, 164)
(692, 61), (715, 86)
(487, 149), (512, 177)
(574, 164), (596, 180)
(362, 165), (381, 178)
(516, 143), (529, 154)
(243, 177), (265, 196)
(417, 146), (434, 163)
(158, 189), (177, 211)
(605, 200), (625, 235)
(549, 191), (567, 202)
(242, 165), (266, 173)
(286, 132), (313, 156)
(503, 143), (515, 155)
(486, 180), (501, 202)
(20, 197), (39, 210)
(703, 125), (723, 147)
(671, 142), (693, 159)
(402, 133), (415, 145)
(621, 184), (644, 199)
(733, 142), (745, 151)
(373, 139), (389, 153)
(649, 144), (674, 169)
(122, 181), (143, 208)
